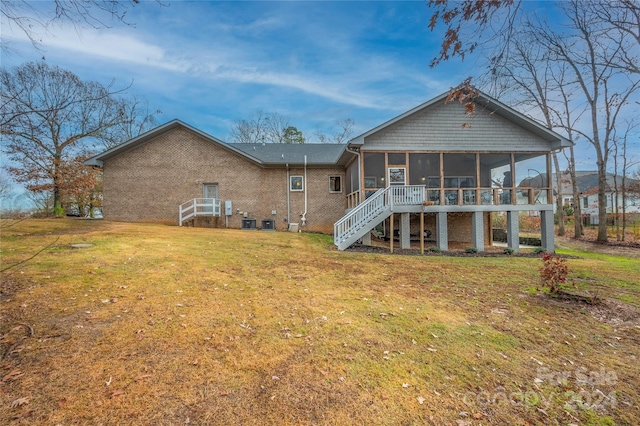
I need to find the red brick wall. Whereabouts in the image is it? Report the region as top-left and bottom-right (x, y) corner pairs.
(102, 127), (346, 233)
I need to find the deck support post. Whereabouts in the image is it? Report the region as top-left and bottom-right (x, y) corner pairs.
(436, 211), (448, 251)
(400, 213), (410, 250)
(389, 214), (394, 253)
(420, 211), (424, 255)
(362, 231), (371, 246)
(541, 209), (555, 252)
(471, 211), (484, 251)
(506, 210), (520, 253)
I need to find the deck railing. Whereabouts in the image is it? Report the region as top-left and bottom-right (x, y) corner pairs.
(388, 185), (425, 206)
(346, 190), (361, 210)
(179, 198), (221, 226)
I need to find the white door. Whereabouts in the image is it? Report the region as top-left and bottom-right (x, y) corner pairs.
(203, 184), (218, 199)
(203, 184), (218, 213)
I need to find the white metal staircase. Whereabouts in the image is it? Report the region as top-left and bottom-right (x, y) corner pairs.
(179, 198), (221, 226)
(334, 186), (425, 250)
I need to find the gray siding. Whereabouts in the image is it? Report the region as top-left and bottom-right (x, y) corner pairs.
(363, 101), (551, 151)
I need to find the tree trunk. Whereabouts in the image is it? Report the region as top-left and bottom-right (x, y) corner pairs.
(597, 167), (608, 241)
(568, 147), (583, 238)
(553, 152), (565, 236)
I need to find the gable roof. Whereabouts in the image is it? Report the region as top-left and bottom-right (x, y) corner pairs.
(348, 91), (573, 150)
(84, 119), (352, 168)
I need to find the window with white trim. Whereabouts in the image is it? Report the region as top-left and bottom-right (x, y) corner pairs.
(329, 176), (342, 193)
(290, 176), (303, 191)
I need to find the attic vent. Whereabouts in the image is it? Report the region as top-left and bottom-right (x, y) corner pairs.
(261, 219), (275, 231)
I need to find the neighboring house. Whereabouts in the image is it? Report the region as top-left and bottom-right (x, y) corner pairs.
(554, 171), (640, 224)
(85, 91), (572, 252)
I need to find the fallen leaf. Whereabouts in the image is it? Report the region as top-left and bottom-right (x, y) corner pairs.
(111, 390), (125, 398)
(10, 397), (29, 408)
(135, 374), (152, 381)
(417, 396), (425, 404)
(12, 409), (33, 419)
(219, 391), (229, 397)
(2, 369), (23, 382)
(473, 412), (483, 419)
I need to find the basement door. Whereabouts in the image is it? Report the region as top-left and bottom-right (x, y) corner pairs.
(203, 184), (218, 213)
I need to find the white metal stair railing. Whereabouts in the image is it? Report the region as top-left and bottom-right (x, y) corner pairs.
(334, 188), (390, 250)
(179, 198), (221, 226)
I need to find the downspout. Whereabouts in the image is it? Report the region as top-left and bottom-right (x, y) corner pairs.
(301, 155), (308, 226)
(286, 163), (291, 225)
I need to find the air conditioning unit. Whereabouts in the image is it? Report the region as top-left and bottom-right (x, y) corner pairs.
(241, 218), (257, 230)
(261, 219), (275, 231)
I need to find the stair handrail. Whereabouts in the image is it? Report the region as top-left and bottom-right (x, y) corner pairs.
(334, 187), (389, 245)
(179, 198), (220, 226)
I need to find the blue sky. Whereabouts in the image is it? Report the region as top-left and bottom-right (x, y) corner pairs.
(1, 0), (638, 206)
(3, 0), (475, 142)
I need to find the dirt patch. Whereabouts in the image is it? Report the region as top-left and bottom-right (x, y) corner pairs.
(587, 298), (640, 327)
(345, 243), (576, 258)
(556, 233), (640, 258)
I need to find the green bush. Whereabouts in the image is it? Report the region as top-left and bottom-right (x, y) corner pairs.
(465, 247), (478, 254)
(503, 247), (515, 255)
(427, 246), (441, 253)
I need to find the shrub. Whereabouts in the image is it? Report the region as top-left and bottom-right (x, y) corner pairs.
(533, 247), (547, 254)
(503, 247), (515, 255)
(465, 247), (478, 254)
(427, 246), (441, 253)
(539, 252), (570, 294)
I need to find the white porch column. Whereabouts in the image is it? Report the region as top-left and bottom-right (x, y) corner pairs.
(362, 232), (372, 246)
(506, 211), (520, 253)
(541, 210), (555, 252)
(436, 211), (448, 251)
(471, 211), (484, 251)
(400, 213), (410, 249)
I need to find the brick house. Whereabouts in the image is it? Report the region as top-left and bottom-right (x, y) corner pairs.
(85, 91), (572, 252)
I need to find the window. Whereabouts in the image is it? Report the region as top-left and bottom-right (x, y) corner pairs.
(290, 176), (303, 191)
(583, 196), (589, 208)
(388, 167), (406, 185)
(329, 176), (342, 193)
(388, 152), (406, 165)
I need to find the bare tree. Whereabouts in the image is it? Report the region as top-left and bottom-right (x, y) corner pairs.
(492, 38), (572, 236)
(530, 1), (640, 241)
(315, 118), (355, 144)
(264, 112), (292, 144)
(431, 0), (640, 242)
(0, 61), (158, 216)
(102, 96), (161, 149)
(0, 0), (160, 52)
(612, 118), (640, 240)
(230, 111), (308, 144)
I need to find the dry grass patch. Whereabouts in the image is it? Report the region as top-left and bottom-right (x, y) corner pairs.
(1, 219), (639, 425)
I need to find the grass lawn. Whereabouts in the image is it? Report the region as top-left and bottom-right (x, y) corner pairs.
(1, 219), (639, 425)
